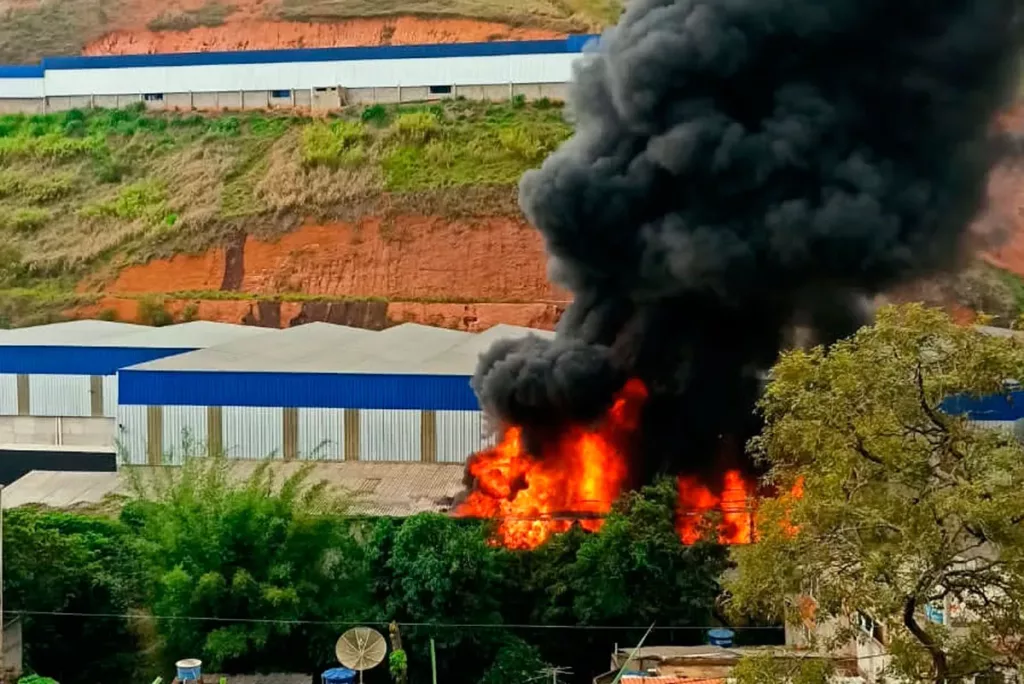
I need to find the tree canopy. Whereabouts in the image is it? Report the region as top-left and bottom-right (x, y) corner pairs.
(726, 304), (1024, 683)
(121, 457), (370, 673)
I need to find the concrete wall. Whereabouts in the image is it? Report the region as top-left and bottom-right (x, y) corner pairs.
(0, 416), (115, 448)
(0, 79), (568, 115)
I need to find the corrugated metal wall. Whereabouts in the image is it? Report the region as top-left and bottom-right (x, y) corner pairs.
(162, 406), (209, 464)
(436, 410), (488, 463)
(103, 375), (118, 417)
(360, 410), (421, 462)
(28, 375), (92, 417)
(115, 404), (148, 465)
(0, 375), (17, 415)
(297, 408), (345, 461)
(222, 406), (284, 459)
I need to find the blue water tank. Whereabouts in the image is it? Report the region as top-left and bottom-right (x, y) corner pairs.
(322, 667), (358, 684)
(707, 628), (735, 647)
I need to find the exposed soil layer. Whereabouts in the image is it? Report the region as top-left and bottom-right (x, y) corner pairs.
(75, 213), (567, 331)
(84, 15), (564, 55)
(97, 216), (567, 302)
(73, 296), (563, 331)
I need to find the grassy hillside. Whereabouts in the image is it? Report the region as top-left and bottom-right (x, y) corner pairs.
(0, 99), (571, 325)
(0, 99), (1021, 329)
(0, 0), (622, 65)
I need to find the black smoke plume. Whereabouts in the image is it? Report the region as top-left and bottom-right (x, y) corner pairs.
(473, 0), (1024, 487)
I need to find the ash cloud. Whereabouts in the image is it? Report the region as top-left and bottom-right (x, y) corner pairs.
(474, 0), (1024, 484)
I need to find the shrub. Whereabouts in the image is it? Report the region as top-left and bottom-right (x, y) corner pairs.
(180, 302), (199, 322)
(392, 111), (440, 144)
(208, 116), (241, 137)
(80, 181), (167, 222)
(136, 295), (174, 327)
(2, 207), (52, 232)
(300, 120), (367, 168)
(361, 104), (389, 126)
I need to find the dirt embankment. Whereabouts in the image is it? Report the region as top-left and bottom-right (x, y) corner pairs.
(74, 214), (569, 331)
(84, 12), (564, 56)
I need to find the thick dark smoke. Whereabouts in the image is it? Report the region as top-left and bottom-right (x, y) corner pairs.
(473, 0), (1024, 486)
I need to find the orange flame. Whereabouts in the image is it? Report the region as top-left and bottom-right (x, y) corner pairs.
(676, 470), (755, 544)
(456, 378), (648, 549)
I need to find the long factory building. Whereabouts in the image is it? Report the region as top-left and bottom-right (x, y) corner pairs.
(0, 319), (555, 465)
(0, 36), (596, 113)
(2, 319), (1022, 468)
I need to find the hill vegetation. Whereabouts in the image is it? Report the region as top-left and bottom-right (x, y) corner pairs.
(0, 99), (570, 326)
(0, 99), (1021, 329)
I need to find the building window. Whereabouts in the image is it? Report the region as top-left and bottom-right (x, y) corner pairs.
(856, 611), (885, 645)
(143, 93), (164, 101)
(429, 85), (453, 95)
(314, 87), (333, 93)
(271, 90), (291, 99)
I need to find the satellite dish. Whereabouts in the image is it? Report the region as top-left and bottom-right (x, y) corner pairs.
(336, 626), (387, 684)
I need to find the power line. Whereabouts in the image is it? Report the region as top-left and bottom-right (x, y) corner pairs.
(5, 610), (782, 630)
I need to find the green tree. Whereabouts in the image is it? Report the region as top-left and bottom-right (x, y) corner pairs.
(3, 509), (146, 683)
(121, 456), (370, 673)
(571, 478), (728, 626)
(725, 304), (1024, 683)
(368, 514), (511, 684)
(731, 653), (832, 684)
(479, 636), (549, 684)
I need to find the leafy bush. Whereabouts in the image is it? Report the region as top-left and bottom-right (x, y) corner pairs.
(0, 133), (101, 162)
(207, 116), (242, 138)
(2, 207), (52, 232)
(80, 181), (167, 221)
(361, 104), (389, 126)
(498, 125), (557, 163)
(393, 111), (440, 144)
(136, 295), (174, 327)
(300, 120), (367, 168)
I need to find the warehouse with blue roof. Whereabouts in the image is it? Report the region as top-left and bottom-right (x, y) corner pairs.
(0, 318), (1018, 468)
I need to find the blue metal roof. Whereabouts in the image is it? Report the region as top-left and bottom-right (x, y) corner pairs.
(0, 65), (44, 78)
(0, 34), (600, 75)
(940, 391), (1024, 422)
(118, 369), (480, 410)
(0, 346), (194, 376)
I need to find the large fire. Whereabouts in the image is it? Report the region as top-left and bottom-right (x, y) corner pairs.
(456, 378), (798, 550)
(456, 378), (647, 549)
(676, 470), (755, 545)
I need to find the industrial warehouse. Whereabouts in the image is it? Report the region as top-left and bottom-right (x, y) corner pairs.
(0, 36), (592, 113)
(0, 318), (554, 466)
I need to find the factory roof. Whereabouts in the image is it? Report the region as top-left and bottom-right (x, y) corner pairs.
(2, 462), (465, 516)
(99, 320), (278, 348)
(0, 319), (149, 346)
(126, 321), (555, 376)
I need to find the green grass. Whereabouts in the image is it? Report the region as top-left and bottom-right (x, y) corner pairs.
(0, 100), (569, 323)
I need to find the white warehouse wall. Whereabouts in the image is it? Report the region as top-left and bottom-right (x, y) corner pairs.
(42, 53), (577, 97)
(28, 375), (93, 417)
(0, 78), (44, 98)
(0, 375), (16, 415)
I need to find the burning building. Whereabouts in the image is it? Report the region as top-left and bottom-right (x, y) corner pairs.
(457, 0), (1024, 548)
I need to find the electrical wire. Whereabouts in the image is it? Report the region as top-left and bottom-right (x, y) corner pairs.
(3, 610), (781, 630)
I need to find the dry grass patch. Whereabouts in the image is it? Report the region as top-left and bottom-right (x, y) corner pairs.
(256, 130), (384, 216)
(276, 0), (611, 32)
